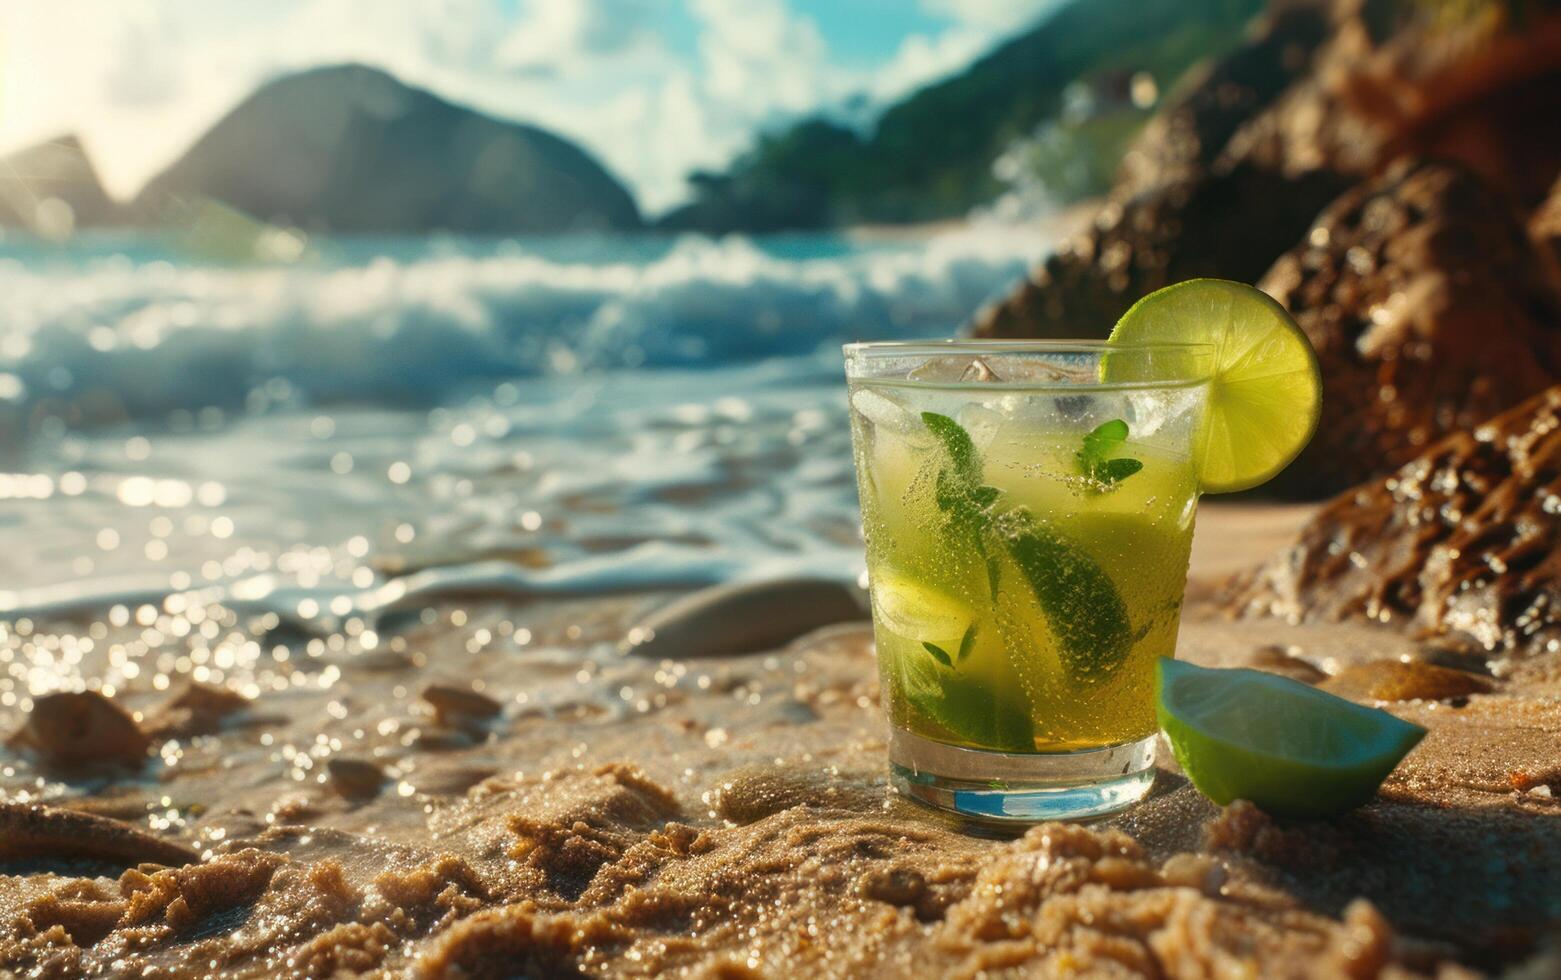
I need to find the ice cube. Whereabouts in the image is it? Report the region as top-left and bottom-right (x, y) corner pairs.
(961, 357), (1001, 382)
(1126, 387), (1203, 438)
(907, 355), (974, 383)
(906, 354), (1004, 383)
(1007, 359), (1093, 385)
(851, 388), (918, 433)
(956, 400), (1009, 451)
(852, 388), (932, 481)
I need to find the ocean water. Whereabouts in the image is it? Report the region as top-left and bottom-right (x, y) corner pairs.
(0, 225), (1049, 630)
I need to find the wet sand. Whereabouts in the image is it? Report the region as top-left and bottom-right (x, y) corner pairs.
(1, 502), (1558, 976)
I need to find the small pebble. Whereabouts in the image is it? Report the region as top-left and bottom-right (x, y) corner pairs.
(326, 757), (386, 799)
(1246, 645), (1326, 684)
(6, 691), (150, 768)
(421, 684), (502, 725)
(143, 681), (251, 739)
(1320, 660), (1492, 702)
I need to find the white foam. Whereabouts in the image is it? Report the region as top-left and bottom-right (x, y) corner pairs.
(0, 226), (1047, 425)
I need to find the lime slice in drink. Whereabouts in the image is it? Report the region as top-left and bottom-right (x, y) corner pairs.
(1106, 278), (1321, 493)
(1156, 658), (1426, 818)
(869, 568), (1034, 751)
(869, 569), (972, 648)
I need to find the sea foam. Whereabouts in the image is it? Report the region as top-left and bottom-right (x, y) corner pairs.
(0, 226), (1045, 429)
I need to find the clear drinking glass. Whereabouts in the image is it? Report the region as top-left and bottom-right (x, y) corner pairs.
(844, 340), (1216, 822)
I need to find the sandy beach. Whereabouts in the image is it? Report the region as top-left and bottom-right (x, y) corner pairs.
(2, 500), (1556, 976)
(6, 0), (1561, 974)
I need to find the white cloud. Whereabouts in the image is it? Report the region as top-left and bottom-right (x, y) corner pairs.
(922, 0), (1065, 32)
(414, 0), (513, 71)
(496, 0), (664, 76)
(692, 0), (832, 110)
(102, 7), (185, 107)
(870, 27), (990, 103)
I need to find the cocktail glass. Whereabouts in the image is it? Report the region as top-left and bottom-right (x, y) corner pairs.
(844, 340), (1216, 822)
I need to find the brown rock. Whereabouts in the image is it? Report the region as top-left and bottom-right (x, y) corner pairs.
(402, 763), (498, 796)
(1115, 0), (1334, 195)
(1239, 0), (1561, 208)
(620, 578), (865, 659)
(971, 164), (1347, 341)
(6, 691), (150, 769)
(326, 757), (386, 799)
(421, 684), (502, 726)
(973, 0), (1561, 351)
(141, 680), (252, 740)
(972, 0), (1347, 341)
(1319, 660), (1493, 702)
(1245, 644), (1328, 683)
(1227, 386), (1561, 660)
(1262, 158), (1561, 496)
(1534, 172), (1561, 278)
(0, 802), (198, 867)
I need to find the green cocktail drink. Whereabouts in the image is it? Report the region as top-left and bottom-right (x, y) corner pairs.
(845, 341), (1216, 821)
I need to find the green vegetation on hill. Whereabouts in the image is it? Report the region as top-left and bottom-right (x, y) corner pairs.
(661, 0), (1265, 232)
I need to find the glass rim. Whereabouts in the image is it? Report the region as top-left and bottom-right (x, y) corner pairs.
(842, 339), (1215, 356)
(843, 338), (1218, 390)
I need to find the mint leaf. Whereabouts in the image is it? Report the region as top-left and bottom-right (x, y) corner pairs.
(1081, 418), (1128, 457)
(921, 412), (981, 485)
(956, 623), (978, 663)
(1076, 418), (1142, 487)
(905, 412), (1034, 750)
(924, 415), (997, 573)
(917, 412), (1135, 688)
(1100, 457), (1143, 482)
(894, 649), (1033, 752)
(991, 508), (1133, 686)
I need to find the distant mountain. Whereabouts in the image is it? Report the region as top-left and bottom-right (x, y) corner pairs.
(137, 64), (641, 235)
(661, 0), (1265, 232)
(0, 135), (120, 237)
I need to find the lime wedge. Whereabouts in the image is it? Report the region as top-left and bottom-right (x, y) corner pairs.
(1106, 279), (1321, 493)
(1156, 659), (1426, 818)
(869, 569), (972, 647)
(868, 568), (1034, 752)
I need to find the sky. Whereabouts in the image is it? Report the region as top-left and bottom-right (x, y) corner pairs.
(0, 0), (1062, 215)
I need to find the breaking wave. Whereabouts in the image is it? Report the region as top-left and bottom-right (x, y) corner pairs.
(0, 226), (1046, 428)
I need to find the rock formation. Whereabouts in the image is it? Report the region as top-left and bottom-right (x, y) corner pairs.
(136, 64), (640, 235)
(1113, 0), (1334, 194)
(1534, 173), (1561, 276)
(1261, 158), (1561, 496)
(0, 135), (118, 237)
(1227, 386), (1561, 663)
(1234, 0), (1561, 208)
(975, 0), (1561, 497)
(968, 163), (1346, 340)
(973, 0), (1346, 340)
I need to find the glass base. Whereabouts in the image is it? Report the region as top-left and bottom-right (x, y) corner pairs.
(889, 728), (1157, 823)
